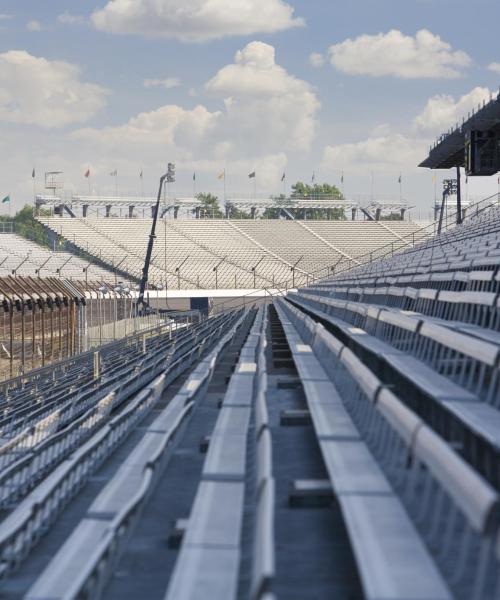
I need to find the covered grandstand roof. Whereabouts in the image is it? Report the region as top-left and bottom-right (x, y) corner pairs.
(420, 91), (500, 169)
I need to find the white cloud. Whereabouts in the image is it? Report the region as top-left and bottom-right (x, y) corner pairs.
(91, 0), (304, 42)
(144, 77), (181, 89)
(65, 41), (316, 192)
(205, 41), (319, 152)
(58, 12), (86, 25)
(309, 52), (324, 68)
(488, 62), (500, 74)
(72, 104), (221, 161)
(328, 29), (471, 79)
(413, 86), (492, 133)
(0, 50), (109, 128)
(322, 134), (428, 170)
(0, 14), (12, 20)
(27, 20), (43, 31)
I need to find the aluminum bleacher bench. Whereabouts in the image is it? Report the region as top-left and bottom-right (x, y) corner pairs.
(165, 307), (264, 600)
(275, 299), (453, 600)
(277, 297), (500, 600)
(288, 293), (500, 469)
(23, 313), (247, 598)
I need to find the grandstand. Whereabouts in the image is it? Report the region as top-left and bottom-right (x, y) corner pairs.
(0, 233), (115, 281)
(38, 215), (430, 290)
(0, 194), (496, 599)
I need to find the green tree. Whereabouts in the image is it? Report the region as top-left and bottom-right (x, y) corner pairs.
(226, 202), (252, 219)
(195, 193), (224, 218)
(380, 212), (403, 221)
(0, 204), (52, 247)
(264, 182), (345, 220)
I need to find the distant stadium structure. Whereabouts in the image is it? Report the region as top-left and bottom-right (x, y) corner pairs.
(35, 194), (430, 292)
(1, 90), (500, 600)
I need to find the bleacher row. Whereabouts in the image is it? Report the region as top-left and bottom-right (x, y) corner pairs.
(263, 202), (500, 598)
(0, 309), (243, 579)
(0, 203), (498, 598)
(0, 234), (114, 281)
(9, 305), (277, 599)
(24, 309), (252, 599)
(38, 217), (429, 289)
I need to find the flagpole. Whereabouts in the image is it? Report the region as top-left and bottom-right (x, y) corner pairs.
(140, 170), (144, 198)
(283, 174), (286, 197)
(399, 172), (402, 201)
(193, 173), (196, 198)
(223, 169), (226, 204)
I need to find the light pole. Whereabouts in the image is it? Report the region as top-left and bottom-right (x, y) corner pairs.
(290, 255), (303, 288)
(213, 257), (226, 289)
(175, 256), (189, 290)
(137, 162), (175, 311)
(252, 256), (265, 289)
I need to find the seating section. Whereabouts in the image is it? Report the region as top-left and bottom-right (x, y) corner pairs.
(165, 306), (274, 600)
(274, 297), (499, 600)
(0, 203), (499, 598)
(0, 310), (243, 578)
(38, 216), (429, 289)
(0, 233), (114, 281)
(292, 202), (500, 487)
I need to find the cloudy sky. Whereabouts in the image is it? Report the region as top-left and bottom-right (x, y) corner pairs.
(1, 0), (500, 214)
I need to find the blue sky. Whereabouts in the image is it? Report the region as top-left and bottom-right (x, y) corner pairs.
(1, 0), (500, 216)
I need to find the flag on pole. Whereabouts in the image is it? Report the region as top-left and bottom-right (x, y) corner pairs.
(110, 169), (117, 176)
(84, 169), (90, 178)
(281, 172), (285, 182)
(218, 170), (225, 180)
(248, 171), (256, 179)
(1, 196), (10, 204)
(341, 171), (344, 184)
(31, 168), (35, 179)
(398, 174), (402, 184)
(193, 172), (196, 181)
(311, 172), (316, 184)
(139, 170), (143, 178)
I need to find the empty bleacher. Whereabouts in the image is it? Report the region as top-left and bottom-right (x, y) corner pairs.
(38, 217), (430, 289)
(0, 202), (498, 598)
(0, 233), (115, 281)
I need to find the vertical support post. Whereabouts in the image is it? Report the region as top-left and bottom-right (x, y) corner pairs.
(41, 303), (45, 367)
(21, 300), (25, 374)
(456, 165), (462, 225)
(93, 351), (100, 379)
(9, 302), (13, 377)
(437, 191), (447, 235)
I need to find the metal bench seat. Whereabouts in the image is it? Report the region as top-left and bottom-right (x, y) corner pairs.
(339, 494), (452, 600)
(184, 481), (245, 548)
(302, 380), (360, 441)
(275, 300), (453, 600)
(384, 354), (477, 403)
(25, 518), (111, 600)
(320, 439), (392, 495)
(202, 422), (249, 482)
(222, 369), (256, 407)
(165, 546), (241, 600)
(441, 401), (500, 447)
